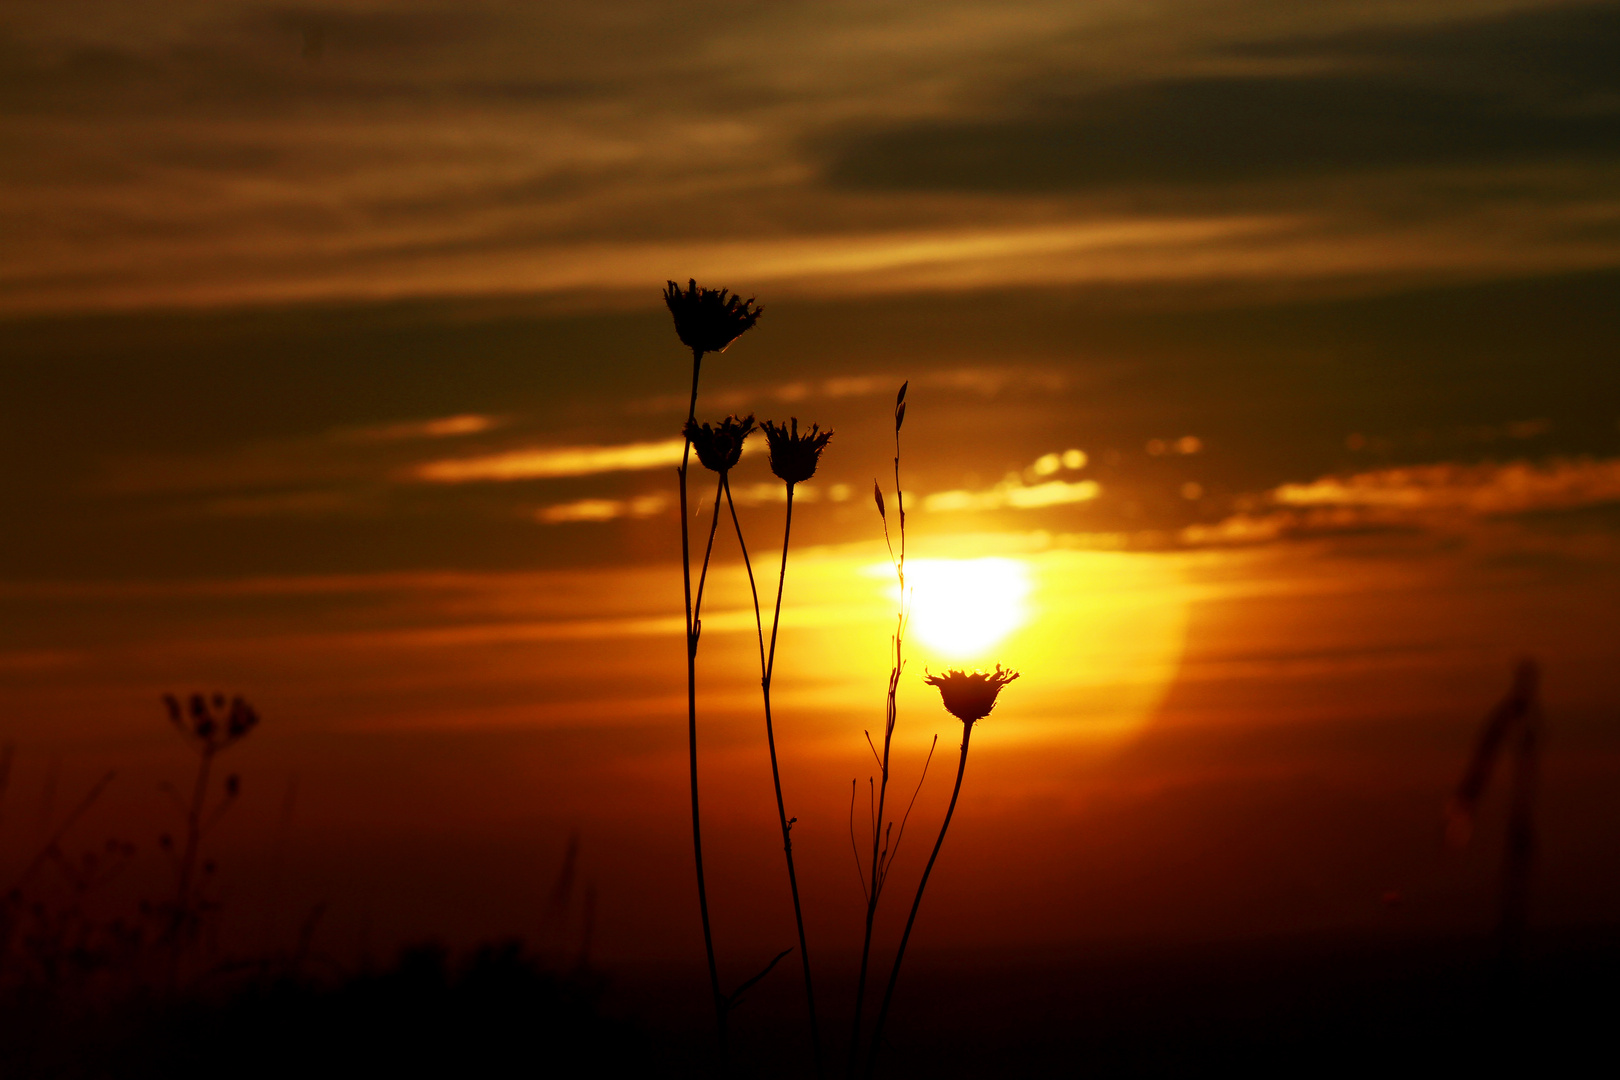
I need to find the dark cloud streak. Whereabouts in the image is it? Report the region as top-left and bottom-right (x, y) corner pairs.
(822, 2), (1620, 193)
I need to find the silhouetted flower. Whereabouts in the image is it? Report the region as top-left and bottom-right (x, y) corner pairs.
(684, 414), (755, 474)
(664, 279), (762, 355)
(761, 418), (832, 486)
(924, 666), (1020, 724)
(164, 692), (260, 752)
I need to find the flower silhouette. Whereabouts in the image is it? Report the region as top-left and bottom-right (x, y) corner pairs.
(923, 666), (1020, 724)
(684, 414), (755, 474)
(163, 692), (259, 752)
(761, 418), (833, 486)
(664, 278), (762, 355)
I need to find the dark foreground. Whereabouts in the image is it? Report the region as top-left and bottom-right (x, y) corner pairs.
(3, 930), (1616, 1078)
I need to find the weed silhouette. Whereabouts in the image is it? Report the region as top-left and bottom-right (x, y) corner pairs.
(666, 278), (763, 1065)
(867, 666), (1019, 1077)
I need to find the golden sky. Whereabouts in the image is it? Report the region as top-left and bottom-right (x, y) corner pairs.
(2, 1), (1619, 965)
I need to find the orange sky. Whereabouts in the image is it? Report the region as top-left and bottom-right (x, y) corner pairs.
(3, 0), (1620, 975)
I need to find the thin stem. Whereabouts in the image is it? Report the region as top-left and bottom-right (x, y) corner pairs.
(693, 473), (725, 630)
(678, 345), (725, 1056)
(849, 780), (868, 902)
(866, 722), (975, 1078)
(887, 735), (938, 875)
(723, 475), (766, 674)
(175, 747), (214, 921)
(850, 424), (908, 1076)
(762, 482), (824, 1077)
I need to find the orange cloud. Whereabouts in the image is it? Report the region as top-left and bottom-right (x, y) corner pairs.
(1183, 457), (1620, 546)
(413, 438), (688, 483)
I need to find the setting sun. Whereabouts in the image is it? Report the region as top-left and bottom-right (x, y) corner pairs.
(898, 557), (1032, 657)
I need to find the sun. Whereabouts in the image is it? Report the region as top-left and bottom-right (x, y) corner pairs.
(901, 558), (1032, 657)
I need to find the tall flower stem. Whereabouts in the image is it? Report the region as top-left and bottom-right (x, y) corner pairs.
(866, 722), (974, 1079)
(723, 476), (765, 674)
(849, 390), (907, 1076)
(677, 344), (726, 1054)
(174, 744), (215, 925)
(763, 482), (825, 1076)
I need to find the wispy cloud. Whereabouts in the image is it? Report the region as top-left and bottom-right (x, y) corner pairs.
(537, 493), (672, 523)
(629, 366), (1070, 415)
(533, 479), (856, 524)
(1183, 456), (1620, 546)
(925, 477), (1100, 513)
(1275, 458), (1620, 515)
(923, 448), (1099, 513)
(6, 2), (1618, 313)
(340, 414), (501, 442)
(108, 413), (509, 497)
(413, 437), (687, 483)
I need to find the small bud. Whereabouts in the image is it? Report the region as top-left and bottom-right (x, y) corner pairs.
(873, 482), (886, 518)
(895, 401), (907, 432)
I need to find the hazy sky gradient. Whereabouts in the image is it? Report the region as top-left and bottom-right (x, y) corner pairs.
(2, 1), (1618, 969)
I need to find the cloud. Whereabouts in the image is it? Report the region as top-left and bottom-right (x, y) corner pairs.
(629, 366), (1071, 416)
(537, 493), (671, 523)
(413, 438), (688, 483)
(1183, 456), (1620, 546)
(924, 447), (1100, 513)
(822, 4), (1620, 194)
(106, 413), (507, 498)
(340, 414), (500, 442)
(534, 479), (856, 524)
(1274, 458), (1620, 515)
(925, 477), (1100, 513)
(8, 2), (1620, 314)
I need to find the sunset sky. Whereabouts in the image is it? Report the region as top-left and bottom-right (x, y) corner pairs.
(3, 0), (1619, 977)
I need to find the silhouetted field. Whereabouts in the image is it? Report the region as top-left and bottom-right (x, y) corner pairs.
(609, 929), (1620, 1078)
(6, 925), (1615, 1077)
(0, 940), (659, 1079)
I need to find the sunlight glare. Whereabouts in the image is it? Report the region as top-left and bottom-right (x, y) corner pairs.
(900, 558), (1032, 657)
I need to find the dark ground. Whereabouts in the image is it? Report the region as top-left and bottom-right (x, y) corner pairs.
(2, 927), (1616, 1077)
(615, 928), (1620, 1077)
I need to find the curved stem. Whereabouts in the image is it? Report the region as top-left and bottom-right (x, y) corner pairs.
(175, 747), (214, 923)
(693, 473), (725, 629)
(763, 483), (824, 1076)
(678, 346), (725, 1056)
(723, 475), (766, 678)
(866, 722), (974, 1078)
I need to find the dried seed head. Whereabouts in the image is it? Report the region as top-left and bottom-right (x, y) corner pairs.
(761, 418), (833, 487)
(924, 665), (1020, 724)
(664, 279), (762, 356)
(164, 692), (261, 752)
(684, 414), (755, 474)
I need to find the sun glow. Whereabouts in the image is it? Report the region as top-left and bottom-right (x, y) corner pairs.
(901, 558), (1032, 657)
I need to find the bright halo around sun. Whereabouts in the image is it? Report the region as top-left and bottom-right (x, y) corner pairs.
(902, 558), (1032, 657)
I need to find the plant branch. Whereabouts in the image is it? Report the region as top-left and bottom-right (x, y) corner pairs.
(677, 344), (726, 1057)
(866, 722), (975, 1078)
(762, 481), (824, 1077)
